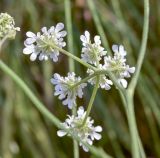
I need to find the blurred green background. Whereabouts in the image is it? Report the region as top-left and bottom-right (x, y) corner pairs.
(0, 0), (160, 158)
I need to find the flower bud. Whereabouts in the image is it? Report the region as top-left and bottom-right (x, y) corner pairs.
(0, 13), (20, 40)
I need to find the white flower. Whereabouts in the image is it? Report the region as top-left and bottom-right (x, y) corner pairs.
(23, 23), (67, 62)
(57, 106), (102, 152)
(80, 31), (107, 66)
(87, 65), (113, 90)
(0, 13), (20, 39)
(103, 44), (135, 88)
(51, 72), (87, 109)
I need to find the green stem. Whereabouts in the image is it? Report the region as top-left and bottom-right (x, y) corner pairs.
(87, 0), (112, 55)
(65, 0), (74, 72)
(65, 0), (79, 157)
(125, 96), (140, 158)
(70, 67), (124, 90)
(0, 60), (62, 128)
(120, 91), (146, 158)
(82, 76), (100, 126)
(54, 45), (97, 71)
(128, 0), (149, 94)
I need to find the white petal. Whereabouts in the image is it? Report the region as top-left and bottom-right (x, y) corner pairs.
(57, 31), (67, 38)
(112, 44), (118, 53)
(84, 31), (90, 41)
(41, 27), (47, 33)
(49, 26), (55, 33)
(82, 145), (89, 152)
(93, 133), (102, 140)
(80, 35), (86, 43)
(16, 27), (20, 31)
(26, 31), (36, 38)
(77, 106), (84, 116)
(120, 79), (127, 88)
(119, 45), (126, 56)
(30, 53), (37, 61)
(107, 79), (113, 85)
(94, 36), (101, 45)
(23, 47), (33, 54)
(55, 23), (64, 32)
(95, 126), (102, 132)
(57, 130), (67, 137)
(24, 38), (36, 45)
(129, 67), (135, 73)
(39, 53), (45, 60)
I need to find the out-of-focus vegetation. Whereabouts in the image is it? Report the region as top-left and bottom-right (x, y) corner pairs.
(0, 0), (160, 157)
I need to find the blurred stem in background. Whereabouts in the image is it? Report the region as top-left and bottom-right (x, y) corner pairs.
(65, 0), (79, 158)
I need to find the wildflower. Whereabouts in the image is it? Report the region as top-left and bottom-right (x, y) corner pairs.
(23, 23), (67, 61)
(80, 31), (107, 66)
(87, 64), (113, 90)
(51, 72), (87, 109)
(0, 13), (20, 40)
(57, 106), (102, 152)
(104, 45), (135, 88)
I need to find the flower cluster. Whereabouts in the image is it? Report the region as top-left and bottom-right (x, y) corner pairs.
(103, 45), (135, 88)
(80, 31), (107, 66)
(51, 72), (87, 109)
(0, 13), (20, 39)
(22, 24), (135, 152)
(80, 31), (135, 89)
(57, 106), (102, 152)
(23, 23), (67, 61)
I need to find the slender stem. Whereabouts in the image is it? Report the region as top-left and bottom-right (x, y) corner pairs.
(120, 90), (146, 158)
(65, 0), (74, 72)
(65, 0), (79, 157)
(0, 60), (62, 127)
(54, 45), (97, 71)
(82, 76), (100, 126)
(128, 0), (149, 94)
(87, 0), (112, 55)
(70, 67), (124, 90)
(0, 60), (112, 158)
(125, 96), (140, 158)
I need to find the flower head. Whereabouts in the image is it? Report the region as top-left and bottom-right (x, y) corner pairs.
(57, 106), (102, 152)
(23, 23), (67, 62)
(51, 72), (87, 109)
(87, 65), (113, 90)
(80, 31), (107, 66)
(104, 45), (135, 88)
(0, 13), (20, 39)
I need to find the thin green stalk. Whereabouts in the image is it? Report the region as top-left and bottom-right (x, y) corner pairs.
(0, 60), (62, 128)
(126, 0), (149, 157)
(128, 0), (149, 94)
(120, 89), (146, 158)
(82, 76), (100, 126)
(0, 60), (112, 158)
(65, 0), (79, 157)
(71, 67), (125, 90)
(54, 45), (97, 71)
(87, 0), (112, 55)
(65, 0), (74, 72)
(125, 96), (140, 158)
